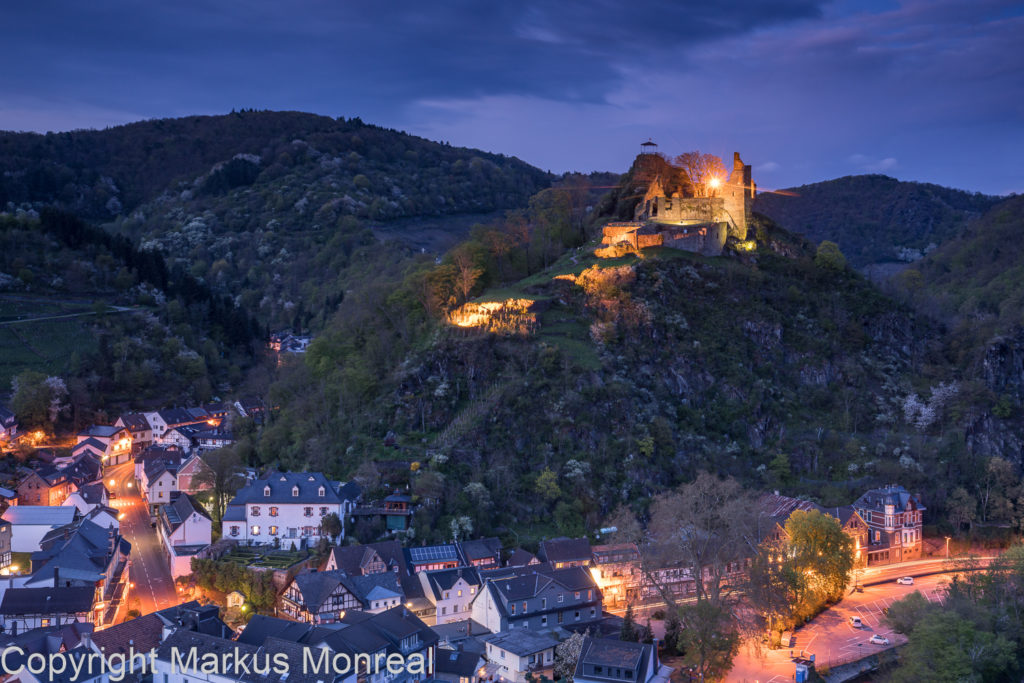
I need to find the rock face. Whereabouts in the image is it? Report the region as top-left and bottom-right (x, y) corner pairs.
(448, 299), (541, 335)
(984, 328), (1024, 398)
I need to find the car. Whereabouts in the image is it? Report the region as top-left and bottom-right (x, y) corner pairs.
(849, 616), (863, 628)
(897, 576), (915, 585)
(869, 634), (890, 646)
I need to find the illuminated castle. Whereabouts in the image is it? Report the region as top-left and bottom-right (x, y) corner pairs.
(602, 146), (756, 256)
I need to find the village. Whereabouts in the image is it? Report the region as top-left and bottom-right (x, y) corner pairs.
(0, 396), (942, 683)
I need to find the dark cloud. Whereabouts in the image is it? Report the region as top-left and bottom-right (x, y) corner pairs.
(0, 0), (1020, 193)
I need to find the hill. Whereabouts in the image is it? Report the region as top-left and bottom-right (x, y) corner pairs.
(0, 111), (553, 330)
(754, 175), (1001, 269)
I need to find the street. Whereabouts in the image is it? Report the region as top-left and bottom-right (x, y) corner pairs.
(106, 461), (178, 617)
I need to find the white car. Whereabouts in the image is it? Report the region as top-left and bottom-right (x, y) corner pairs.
(869, 634), (890, 646)
(849, 616), (863, 628)
(896, 576), (915, 585)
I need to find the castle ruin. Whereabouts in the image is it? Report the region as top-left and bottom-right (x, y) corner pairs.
(601, 149), (756, 257)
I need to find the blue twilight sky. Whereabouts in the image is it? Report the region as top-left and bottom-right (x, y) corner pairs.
(1, 0), (1022, 194)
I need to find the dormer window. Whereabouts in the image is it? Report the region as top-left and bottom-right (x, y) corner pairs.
(263, 486), (271, 497)
(318, 486), (325, 497)
(292, 485), (299, 497)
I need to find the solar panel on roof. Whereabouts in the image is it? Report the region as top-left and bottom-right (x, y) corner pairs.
(410, 545), (457, 562)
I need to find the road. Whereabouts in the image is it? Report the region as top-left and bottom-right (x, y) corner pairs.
(106, 462), (178, 617)
(727, 562), (991, 682)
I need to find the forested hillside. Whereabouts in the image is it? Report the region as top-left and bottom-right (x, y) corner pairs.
(755, 175), (1000, 269)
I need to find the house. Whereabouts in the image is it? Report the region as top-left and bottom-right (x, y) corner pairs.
(458, 538), (502, 569)
(470, 565), (602, 634)
(76, 425), (132, 465)
(537, 537), (592, 569)
(853, 484), (925, 566)
(160, 423), (206, 451)
(159, 492), (213, 579)
(419, 566), (482, 625)
(114, 413), (153, 450)
(406, 544), (462, 573)
(235, 606), (439, 683)
(176, 453), (214, 495)
(0, 621), (94, 671)
(87, 600), (231, 662)
(506, 549), (540, 567)
(0, 520), (11, 570)
(23, 518), (131, 627)
(71, 438), (106, 461)
(2, 506), (78, 552)
(222, 472), (361, 547)
(133, 444), (184, 484)
(572, 636), (669, 683)
(17, 467), (73, 506)
(0, 404), (17, 442)
(324, 540), (410, 577)
(141, 452), (185, 512)
(191, 426), (235, 452)
(280, 569), (404, 623)
(226, 590), (246, 608)
(0, 586), (94, 631)
(435, 649), (486, 683)
(483, 630), (558, 683)
(591, 543), (643, 608)
(143, 407), (209, 443)
(759, 492), (871, 568)
(383, 491), (413, 531)
(62, 482), (110, 515)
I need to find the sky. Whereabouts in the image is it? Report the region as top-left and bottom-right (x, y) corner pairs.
(1, 0), (1022, 194)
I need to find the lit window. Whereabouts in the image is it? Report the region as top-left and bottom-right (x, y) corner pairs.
(270, 526), (278, 536)
(270, 507), (279, 517)
(320, 507), (328, 516)
(251, 525), (260, 535)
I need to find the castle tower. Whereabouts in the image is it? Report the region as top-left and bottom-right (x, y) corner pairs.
(722, 152), (755, 239)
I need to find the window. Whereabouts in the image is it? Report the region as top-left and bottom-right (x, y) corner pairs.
(263, 486), (271, 497)
(557, 611), (564, 624)
(574, 591), (580, 599)
(558, 593), (564, 603)
(251, 506), (260, 517)
(320, 507), (328, 516)
(304, 507), (313, 517)
(41, 619), (50, 627)
(522, 601), (527, 613)
(590, 608), (596, 618)
(510, 603), (516, 615)
(441, 606), (447, 615)
(587, 590), (592, 600)
(457, 589), (463, 597)
(470, 587), (476, 595)
(251, 525), (260, 535)
(230, 526), (239, 537)
(541, 616), (548, 627)
(541, 598), (546, 609)
(270, 507), (279, 517)
(269, 526), (278, 536)
(574, 610), (580, 620)
(444, 591), (450, 599)
(319, 486), (325, 497)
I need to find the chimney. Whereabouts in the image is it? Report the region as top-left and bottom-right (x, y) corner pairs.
(54, 567), (60, 587)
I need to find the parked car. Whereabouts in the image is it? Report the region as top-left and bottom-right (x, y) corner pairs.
(897, 576), (915, 585)
(849, 616), (863, 628)
(869, 634), (890, 646)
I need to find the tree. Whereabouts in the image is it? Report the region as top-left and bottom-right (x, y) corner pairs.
(451, 246), (484, 304)
(785, 509), (854, 603)
(947, 486), (977, 531)
(11, 371), (68, 429)
(192, 446), (244, 526)
(535, 468), (561, 502)
(320, 513), (343, 543)
(553, 629), (588, 681)
(814, 241), (847, 271)
(677, 601), (741, 680)
(746, 539), (799, 636)
(674, 152), (726, 197)
(621, 603), (639, 642)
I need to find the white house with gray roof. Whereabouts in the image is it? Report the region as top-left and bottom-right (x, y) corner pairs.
(483, 630), (558, 683)
(1, 506), (78, 553)
(419, 566), (482, 625)
(469, 565), (602, 634)
(222, 472), (361, 547)
(159, 492), (212, 578)
(280, 569), (404, 623)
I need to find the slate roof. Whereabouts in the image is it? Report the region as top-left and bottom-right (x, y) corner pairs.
(291, 569), (403, 612)
(458, 537), (502, 564)
(435, 650), (484, 677)
(2, 506), (77, 526)
(157, 408), (204, 426)
(234, 614), (316, 646)
(0, 586), (93, 615)
(73, 437), (107, 454)
(421, 566), (482, 601)
(0, 405), (15, 428)
(117, 413), (151, 431)
(485, 566), (599, 615)
(575, 637), (655, 683)
(76, 482), (108, 506)
(30, 518), (129, 586)
(484, 629), (558, 656)
(144, 453), (186, 481)
(329, 540), (408, 577)
(506, 548), (538, 567)
(854, 485), (926, 513)
(78, 425), (121, 439)
(537, 537), (592, 564)
(227, 471), (356, 506)
(161, 492), (211, 535)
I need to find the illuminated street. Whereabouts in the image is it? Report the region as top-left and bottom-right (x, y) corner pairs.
(107, 461), (178, 618)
